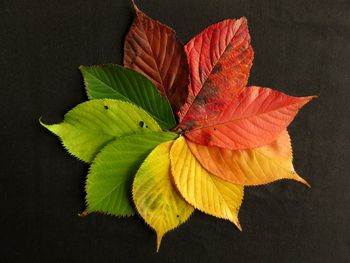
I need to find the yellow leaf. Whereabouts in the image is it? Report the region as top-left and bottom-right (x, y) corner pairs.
(170, 136), (243, 229)
(132, 141), (194, 252)
(187, 130), (309, 186)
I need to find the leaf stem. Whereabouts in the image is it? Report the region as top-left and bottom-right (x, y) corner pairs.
(170, 125), (184, 135)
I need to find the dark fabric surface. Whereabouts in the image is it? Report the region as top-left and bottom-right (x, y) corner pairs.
(1, 0), (349, 262)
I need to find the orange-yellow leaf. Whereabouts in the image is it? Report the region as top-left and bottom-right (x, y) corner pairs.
(132, 141), (194, 252)
(187, 130), (309, 186)
(170, 136), (244, 229)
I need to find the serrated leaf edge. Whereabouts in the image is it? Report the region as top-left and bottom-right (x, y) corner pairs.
(170, 136), (244, 230)
(131, 140), (194, 252)
(79, 64), (176, 130)
(83, 131), (179, 218)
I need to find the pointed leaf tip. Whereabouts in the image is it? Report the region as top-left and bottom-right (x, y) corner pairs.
(187, 130), (310, 186)
(294, 173), (311, 188)
(39, 117), (48, 128)
(131, 0), (139, 11)
(78, 211), (88, 217)
(39, 118), (59, 135)
(42, 99), (161, 163)
(178, 17), (253, 124)
(156, 232), (163, 253)
(133, 141), (193, 251)
(124, 4), (189, 113)
(236, 221), (242, 232)
(39, 117), (46, 128)
(184, 87), (315, 150)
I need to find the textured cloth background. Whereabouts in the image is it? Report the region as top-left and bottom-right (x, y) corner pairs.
(1, 0), (349, 262)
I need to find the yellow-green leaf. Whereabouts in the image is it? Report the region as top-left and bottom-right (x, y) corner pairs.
(133, 141), (194, 251)
(40, 99), (160, 162)
(170, 136), (244, 229)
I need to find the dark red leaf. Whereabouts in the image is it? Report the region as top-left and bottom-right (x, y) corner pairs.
(124, 3), (189, 112)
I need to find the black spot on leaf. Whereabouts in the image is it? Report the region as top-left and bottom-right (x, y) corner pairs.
(139, 121), (144, 128)
(104, 105), (109, 110)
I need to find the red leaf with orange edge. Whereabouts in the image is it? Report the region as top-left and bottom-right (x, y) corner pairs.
(187, 130), (310, 186)
(178, 18), (254, 125)
(185, 86), (315, 150)
(124, 2), (189, 112)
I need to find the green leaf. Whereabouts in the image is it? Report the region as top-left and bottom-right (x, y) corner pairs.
(132, 141), (194, 251)
(40, 99), (161, 162)
(79, 64), (177, 130)
(86, 132), (178, 217)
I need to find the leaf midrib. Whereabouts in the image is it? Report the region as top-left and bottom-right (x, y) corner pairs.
(137, 12), (166, 97)
(181, 20), (244, 121)
(187, 98), (307, 133)
(84, 69), (132, 102)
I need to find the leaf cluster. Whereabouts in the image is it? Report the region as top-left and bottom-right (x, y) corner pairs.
(41, 2), (315, 251)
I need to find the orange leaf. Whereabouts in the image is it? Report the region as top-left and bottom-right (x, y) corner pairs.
(185, 86), (315, 149)
(187, 130), (310, 186)
(124, 2), (189, 112)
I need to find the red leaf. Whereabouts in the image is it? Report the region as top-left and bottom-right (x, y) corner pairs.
(124, 3), (189, 112)
(185, 86), (315, 150)
(178, 18), (254, 125)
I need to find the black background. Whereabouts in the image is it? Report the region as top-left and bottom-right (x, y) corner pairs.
(1, 0), (349, 262)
